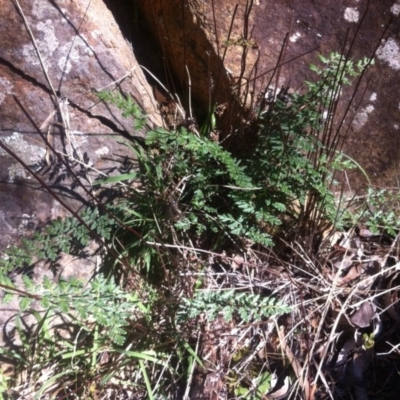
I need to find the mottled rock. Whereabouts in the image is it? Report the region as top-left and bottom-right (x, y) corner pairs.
(0, 0), (161, 250)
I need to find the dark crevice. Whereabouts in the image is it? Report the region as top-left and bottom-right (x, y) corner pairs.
(102, 0), (168, 88)
(102, 0), (191, 119)
(0, 56), (57, 106)
(0, 56), (145, 146)
(67, 98), (147, 146)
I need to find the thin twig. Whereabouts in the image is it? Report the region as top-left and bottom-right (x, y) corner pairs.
(13, 0), (58, 99)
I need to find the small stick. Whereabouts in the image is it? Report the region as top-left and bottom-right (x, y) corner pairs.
(13, 0), (58, 100)
(277, 325), (315, 400)
(14, 0), (73, 155)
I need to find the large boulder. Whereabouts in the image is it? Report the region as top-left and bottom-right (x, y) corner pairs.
(0, 0), (161, 251)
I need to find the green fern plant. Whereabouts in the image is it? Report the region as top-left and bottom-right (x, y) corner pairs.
(1, 274), (146, 346)
(97, 125), (275, 276)
(342, 186), (400, 236)
(94, 54), (373, 268)
(246, 52), (372, 241)
(178, 289), (291, 323)
(97, 90), (147, 130)
(0, 206), (116, 273)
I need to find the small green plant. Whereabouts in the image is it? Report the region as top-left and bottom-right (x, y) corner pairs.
(309, 52), (373, 89)
(96, 52), (372, 263)
(362, 332), (375, 350)
(178, 289), (291, 323)
(0, 206), (161, 397)
(233, 370), (272, 399)
(97, 124), (277, 278)
(0, 206), (116, 273)
(0, 371), (10, 398)
(342, 186), (400, 236)
(97, 90), (147, 130)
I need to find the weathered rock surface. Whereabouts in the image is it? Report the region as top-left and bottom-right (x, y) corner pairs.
(138, 0), (400, 188)
(0, 0), (161, 251)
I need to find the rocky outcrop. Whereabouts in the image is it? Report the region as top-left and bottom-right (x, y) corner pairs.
(138, 0), (400, 187)
(0, 0), (161, 251)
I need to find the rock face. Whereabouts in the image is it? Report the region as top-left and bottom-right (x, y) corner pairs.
(0, 0), (161, 251)
(138, 0), (400, 187)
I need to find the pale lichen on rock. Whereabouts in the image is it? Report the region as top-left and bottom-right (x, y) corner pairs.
(390, 2), (400, 16)
(376, 38), (400, 70)
(0, 132), (46, 163)
(0, 77), (13, 105)
(344, 7), (359, 23)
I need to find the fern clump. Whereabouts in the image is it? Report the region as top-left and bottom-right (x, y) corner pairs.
(0, 51), (374, 398)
